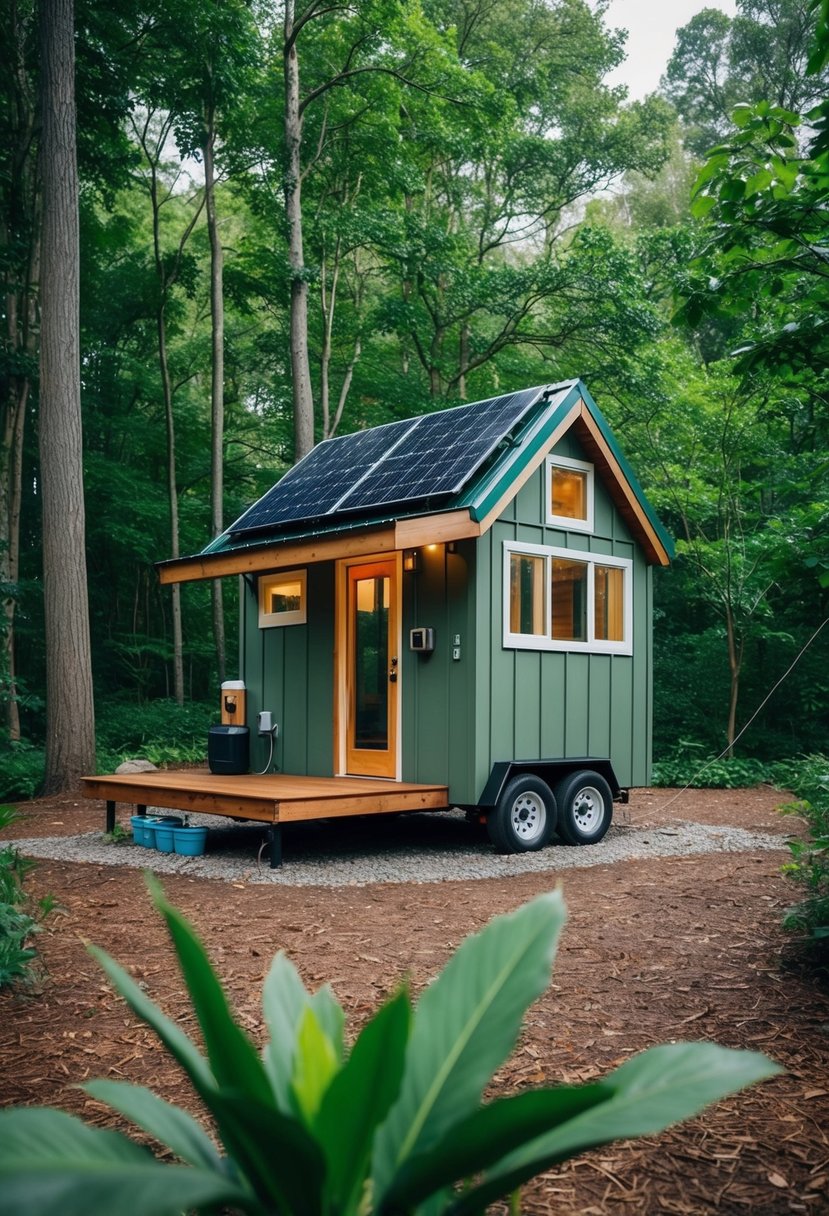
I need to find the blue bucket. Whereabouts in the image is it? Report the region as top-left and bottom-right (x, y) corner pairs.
(172, 825), (208, 857)
(130, 815), (156, 847)
(153, 817), (183, 852)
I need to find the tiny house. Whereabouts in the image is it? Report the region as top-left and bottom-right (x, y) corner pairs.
(157, 379), (672, 855)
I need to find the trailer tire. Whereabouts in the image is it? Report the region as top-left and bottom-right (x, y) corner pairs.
(554, 770), (613, 845)
(487, 775), (556, 853)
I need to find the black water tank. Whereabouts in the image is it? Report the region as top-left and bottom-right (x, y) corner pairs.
(208, 725), (250, 775)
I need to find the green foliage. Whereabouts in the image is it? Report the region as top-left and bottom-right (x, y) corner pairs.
(0, 741), (45, 802)
(0, 806), (51, 990)
(0, 880), (781, 1215)
(652, 749), (780, 789)
(779, 755), (829, 955)
(95, 698), (215, 767)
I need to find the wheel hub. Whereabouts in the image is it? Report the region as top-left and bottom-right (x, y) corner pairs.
(510, 792), (545, 842)
(572, 786), (603, 832)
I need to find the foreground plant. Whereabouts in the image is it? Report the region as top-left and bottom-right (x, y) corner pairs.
(0, 878), (780, 1216)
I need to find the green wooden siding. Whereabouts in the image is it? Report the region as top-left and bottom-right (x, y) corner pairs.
(401, 540), (477, 800)
(468, 432), (653, 799)
(242, 563), (334, 775)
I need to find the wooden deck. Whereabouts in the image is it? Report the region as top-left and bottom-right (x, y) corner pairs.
(81, 771), (449, 867)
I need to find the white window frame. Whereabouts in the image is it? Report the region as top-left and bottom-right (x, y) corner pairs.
(503, 541), (632, 655)
(546, 455), (594, 533)
(258, 568), (307, 628)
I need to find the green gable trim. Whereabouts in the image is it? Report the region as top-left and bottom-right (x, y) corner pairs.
(577, 383), (675, 561)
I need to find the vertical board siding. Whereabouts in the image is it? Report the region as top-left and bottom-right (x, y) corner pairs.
(472, 430), (652, 800)
(401, 539), (476, 797)
(242, 563), (334, 777)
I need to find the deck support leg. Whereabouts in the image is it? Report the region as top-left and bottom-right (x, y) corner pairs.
(106, 801), (115, 833)
(137, 804), (147, 816)
(267, 825), (282, 869)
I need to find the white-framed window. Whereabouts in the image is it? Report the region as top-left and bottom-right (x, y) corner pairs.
(503, 541), (632, 654)
(546, 455), (594, 533)
(259, 569), (307, 628)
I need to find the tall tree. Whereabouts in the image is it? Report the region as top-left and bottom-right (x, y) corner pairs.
(39, 0), (95, 791)
(1, 0), (39, 741)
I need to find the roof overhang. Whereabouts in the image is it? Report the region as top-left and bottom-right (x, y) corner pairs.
(156, 509), (481, 585)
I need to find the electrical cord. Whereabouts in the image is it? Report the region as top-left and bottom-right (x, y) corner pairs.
(656, 615), (829, 816)
(255, 728), (277, 776)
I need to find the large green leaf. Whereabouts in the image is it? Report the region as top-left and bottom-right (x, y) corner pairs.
(262, 950), (314, 1113)
(82, 1079), (225, 1172)
(148, 876), (274, 1107)
(448, 1043), (782, 1215)
(372, 890), (566, 1203)
(207, 1091), (326, 1216)
(316, 987), (411, 1216)
(0, 1108), (255, 1216)
(290, 1006), (340, 1123)
(310, 982), (346, 1063)
(88, 944), (214, 1096)
(379, 1083), (611, 1214)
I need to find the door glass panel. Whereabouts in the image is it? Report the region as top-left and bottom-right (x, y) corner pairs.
(354, 576), (389, 750)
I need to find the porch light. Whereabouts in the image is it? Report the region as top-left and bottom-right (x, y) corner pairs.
(403, 549), (419, 573)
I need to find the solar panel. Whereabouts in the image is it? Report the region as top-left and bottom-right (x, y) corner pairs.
(229, 386), (544, 536)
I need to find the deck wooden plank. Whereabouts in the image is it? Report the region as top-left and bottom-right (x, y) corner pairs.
(81, 772), (449, 826)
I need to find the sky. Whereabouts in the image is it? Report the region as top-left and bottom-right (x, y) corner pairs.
(603, 0), (738, 99)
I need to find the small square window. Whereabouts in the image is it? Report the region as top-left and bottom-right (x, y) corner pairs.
(547, 456), (594, 532)
(259, 569), (307, 628)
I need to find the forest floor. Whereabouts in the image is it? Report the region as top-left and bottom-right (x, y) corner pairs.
(2, 784), (829, 1215)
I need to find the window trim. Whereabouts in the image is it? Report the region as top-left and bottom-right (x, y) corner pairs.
(258, 568), (307, 628)
(546, 455), (594, 533)
(503, 541), (632, 655)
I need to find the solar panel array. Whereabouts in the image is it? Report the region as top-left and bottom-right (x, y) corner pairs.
(229, 386), (544, 536)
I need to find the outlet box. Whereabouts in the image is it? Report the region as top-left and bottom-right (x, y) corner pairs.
(258, 710), (274, 736)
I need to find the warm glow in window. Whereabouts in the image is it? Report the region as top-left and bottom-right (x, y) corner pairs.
(594, 565), (624, 642)
(551, 468), (587, 521)
(259, 569), (307, 627)
(503, 542), (631, 654)
(551, 558), (587, 641)
(547, 457), (594, 532)
(509, 553), (545, 635)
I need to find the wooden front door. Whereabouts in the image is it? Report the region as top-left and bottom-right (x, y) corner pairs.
(341, 558), (400, 779)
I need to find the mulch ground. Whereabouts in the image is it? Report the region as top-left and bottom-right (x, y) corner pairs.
(2, 784), (829, 1215)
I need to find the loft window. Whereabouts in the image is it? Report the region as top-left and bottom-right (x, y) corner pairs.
(503, 542), (631, 654)
(259, 569), (307, 628)
(547, 456), (594, 533)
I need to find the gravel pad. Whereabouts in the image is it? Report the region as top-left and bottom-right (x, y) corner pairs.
(14, 811), (787, 887)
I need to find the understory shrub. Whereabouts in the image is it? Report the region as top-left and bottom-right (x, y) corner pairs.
(0, 878), (780, 1216)
(651, 747), (779, 788)
(0, 741), (45, 802)
(778, 755), (829, 957)
(0, 806), (54, 989)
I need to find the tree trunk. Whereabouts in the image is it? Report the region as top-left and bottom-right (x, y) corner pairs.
(1, 1), (39, 741)
(284, 0), (314, 461)
(724, 603), (742, 758)
(39, 0), (96, 792)
(157, 305), (185, 706)
(204, 109), (226, 684)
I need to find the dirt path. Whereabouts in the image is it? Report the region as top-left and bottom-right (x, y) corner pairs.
(2, 785), (828, 1215)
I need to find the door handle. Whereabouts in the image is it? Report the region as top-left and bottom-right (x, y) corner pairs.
(389, 670), (398, 683)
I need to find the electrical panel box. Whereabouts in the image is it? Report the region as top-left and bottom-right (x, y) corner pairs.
(409, 627), (435, 653)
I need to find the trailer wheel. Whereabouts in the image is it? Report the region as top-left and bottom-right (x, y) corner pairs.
(487, 775), (556, 853)
(554, 770), (613, 845)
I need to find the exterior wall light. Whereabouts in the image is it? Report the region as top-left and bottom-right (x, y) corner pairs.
(403, 548), (419, 573)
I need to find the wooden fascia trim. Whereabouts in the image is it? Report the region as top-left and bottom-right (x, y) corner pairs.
(573, 405), (671, 567)
(156, 527), (398, 585)
(156, 510), (481, 585)
(393, 509), (480, 548)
